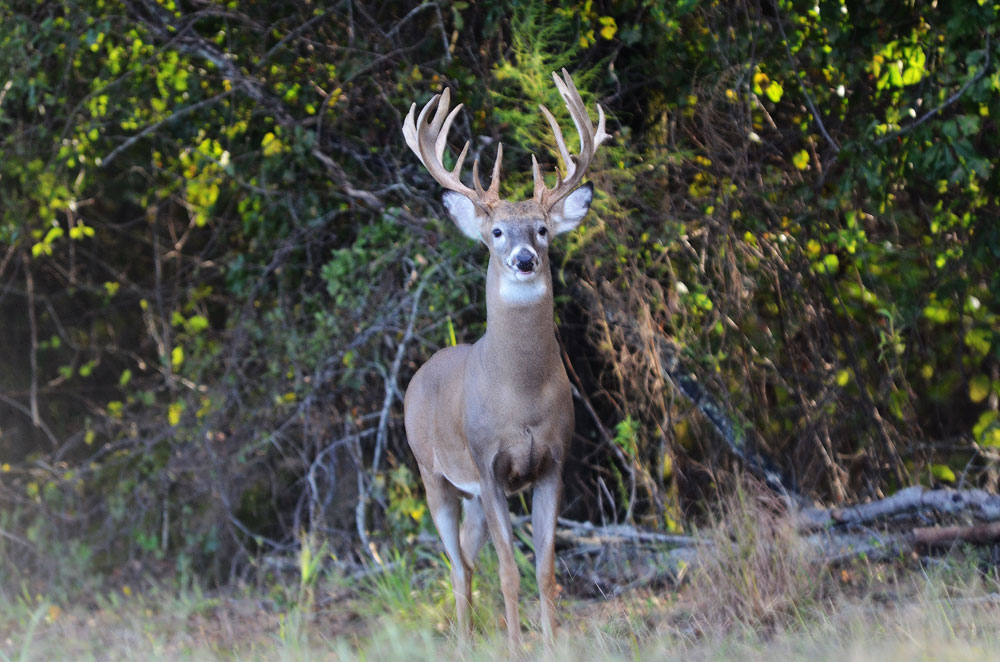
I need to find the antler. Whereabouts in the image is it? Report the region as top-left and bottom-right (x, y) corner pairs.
(402, 87), (502, 208)
(532, 69), (610, 210)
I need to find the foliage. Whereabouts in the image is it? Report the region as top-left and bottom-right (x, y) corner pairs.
(0, 0), (999, 595)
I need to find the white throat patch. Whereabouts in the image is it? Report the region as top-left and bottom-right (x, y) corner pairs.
(498, 274), (548, 306)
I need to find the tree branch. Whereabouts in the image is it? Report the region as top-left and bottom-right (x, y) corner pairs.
(101, 90), (233, 168)
(774, 12), (839, 155)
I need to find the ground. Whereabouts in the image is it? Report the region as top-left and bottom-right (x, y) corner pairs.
(3, 556), (999, 661)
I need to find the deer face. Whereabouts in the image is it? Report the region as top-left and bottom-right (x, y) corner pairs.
(442, 184), (593, 302)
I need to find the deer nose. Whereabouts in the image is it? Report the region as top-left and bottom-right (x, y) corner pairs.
(514, 249), (536, 272)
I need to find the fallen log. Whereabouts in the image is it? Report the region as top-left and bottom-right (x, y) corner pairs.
(797, 486), (1000, 530)
(913, 521), (1000, 546)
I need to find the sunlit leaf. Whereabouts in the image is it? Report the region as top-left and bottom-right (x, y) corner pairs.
(171, 346), (184, 369)
(599, 16), (617, 40)
(765, 80), (783, 103)
(167, 401), (184, 426)
(969, 375), (991, 403)
(931, 464), (956, 483)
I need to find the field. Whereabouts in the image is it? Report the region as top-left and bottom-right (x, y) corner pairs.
(3, 563), (998, 661)
(5, 498), (999, 661)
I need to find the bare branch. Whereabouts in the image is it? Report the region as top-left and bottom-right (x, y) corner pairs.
(774, 13), (839, 155)
(0, 391), (59, 449)
(371, 263), (440, 479)
(101, 90), (233, 169)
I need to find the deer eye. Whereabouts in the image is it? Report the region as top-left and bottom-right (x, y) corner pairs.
(538, 226), (548, 237)
(492, 228), (502, 238)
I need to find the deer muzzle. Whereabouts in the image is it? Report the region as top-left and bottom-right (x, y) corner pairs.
(512, 248), (538, 274)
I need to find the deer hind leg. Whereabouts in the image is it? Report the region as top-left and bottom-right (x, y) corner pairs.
(531, 468), (562, 644)
(420, 471), (472, 635)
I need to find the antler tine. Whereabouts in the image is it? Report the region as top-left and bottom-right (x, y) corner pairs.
(472, 143), (503, 203)
(593, 104), (609, 155)
(538, 103), (574, 180)
(553, 70), (592, 160)
(402, 87), (502, 207)
(533, 68), (609, 209)
(433, 100), (464, 167)
(402, 98), (430, 168)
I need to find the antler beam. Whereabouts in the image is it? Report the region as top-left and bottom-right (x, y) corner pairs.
(402, 88), (502, 208)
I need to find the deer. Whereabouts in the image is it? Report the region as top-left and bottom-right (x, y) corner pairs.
(401, 69), (608, 649)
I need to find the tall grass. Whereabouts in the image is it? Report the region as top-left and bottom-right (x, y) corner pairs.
(683, 481), (832, 634)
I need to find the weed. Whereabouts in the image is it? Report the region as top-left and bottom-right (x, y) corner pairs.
(684, 480), (831, 634)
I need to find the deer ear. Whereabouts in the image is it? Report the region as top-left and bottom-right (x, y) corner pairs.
(442, 191), (486, 241)
(549, 182), (593, 235)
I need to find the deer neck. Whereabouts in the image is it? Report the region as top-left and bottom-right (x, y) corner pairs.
(478, 257), (560, 382)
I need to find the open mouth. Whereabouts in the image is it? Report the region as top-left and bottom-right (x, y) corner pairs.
(513, 267), (536, 280)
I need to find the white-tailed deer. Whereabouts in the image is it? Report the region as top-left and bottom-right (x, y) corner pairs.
(401, 69), (608, 647)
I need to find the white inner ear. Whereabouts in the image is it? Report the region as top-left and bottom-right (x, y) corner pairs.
(550, 184), (593, 235)
(442, 191), (485, 241)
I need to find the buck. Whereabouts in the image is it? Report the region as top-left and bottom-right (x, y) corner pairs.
(401, 69), (608, 647)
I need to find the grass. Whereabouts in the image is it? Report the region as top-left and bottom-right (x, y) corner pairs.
(3, 488), (999, 660)
(1, 577), (998, 662)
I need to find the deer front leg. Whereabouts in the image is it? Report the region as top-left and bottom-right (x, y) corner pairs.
(531, 469), (562, 643)
(460, 495), (489, 570)
(420, 471), (472, 636)
(479, 480), (521, 651)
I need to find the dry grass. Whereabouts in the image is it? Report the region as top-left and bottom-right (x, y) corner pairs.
(3, 583), (998, 662)
(681, 481), (832, 634)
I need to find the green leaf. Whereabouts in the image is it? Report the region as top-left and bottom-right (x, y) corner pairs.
(922, 302), (955, 324)
(835, 369), (850, 387)
(613, 415), (640, 457)
(963, 328), (992, 357)
(765, 80), (783, 103)
(168, 401), (184, 426)
(693, 292), (714, 311)
(171, 346), (184, 369)
(969, 375), (991, 403)
(931, 464), (956, 483)
(187, 315), (209, 334)
(43, 226), (64, 243)
(973, 411), (1000, 447)
(901, 46), (925, 85)
(812, 253), (839, 275)
(792, 149), (810, 170)
(598, 16), (617, 40)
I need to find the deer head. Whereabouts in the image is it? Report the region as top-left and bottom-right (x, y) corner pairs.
(403, 69), (609, 305)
